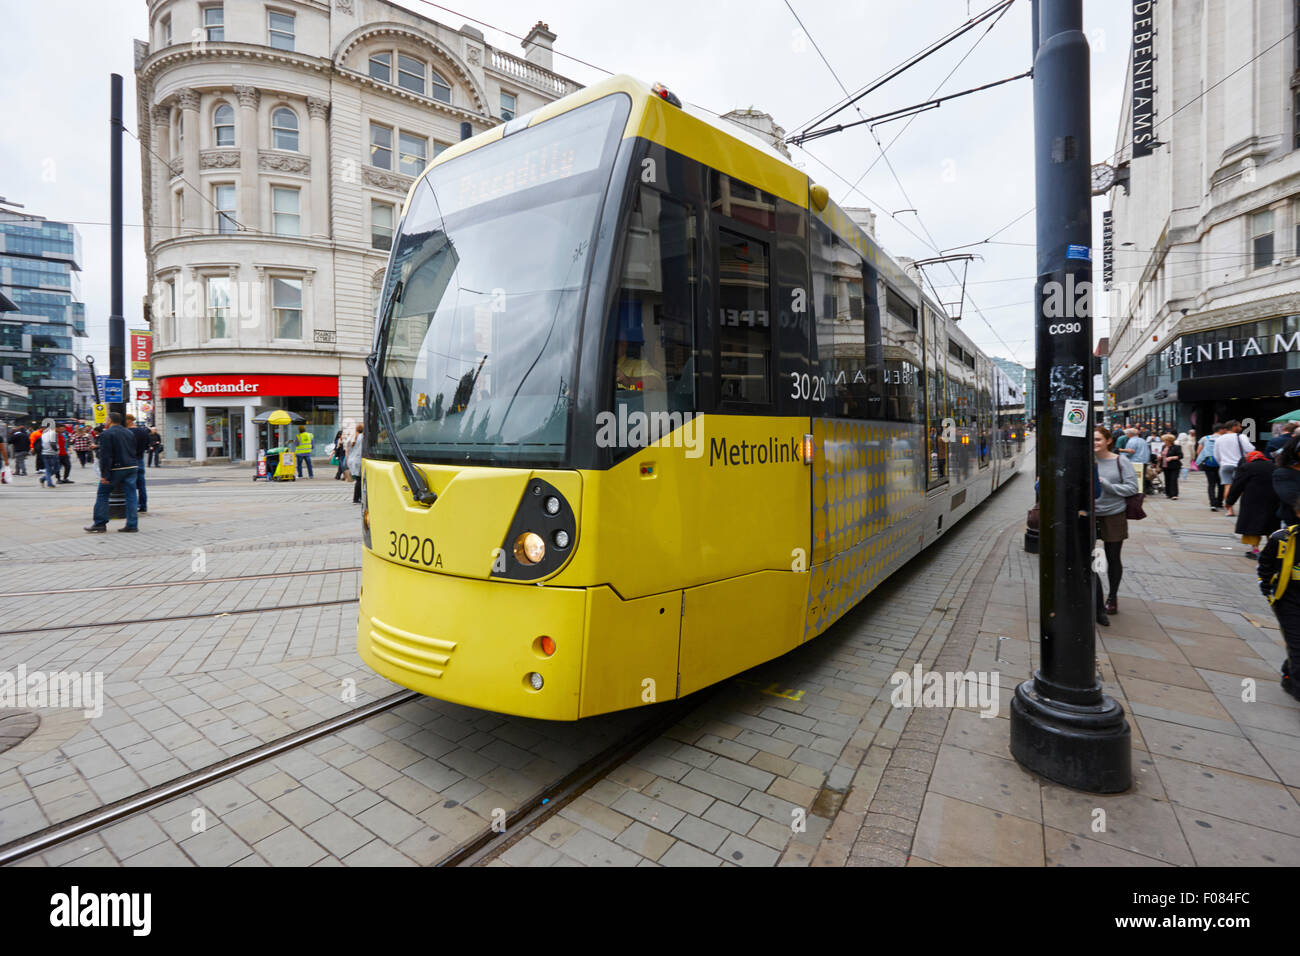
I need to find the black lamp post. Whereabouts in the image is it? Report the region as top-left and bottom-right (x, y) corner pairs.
(1009, 0), (1132, 793)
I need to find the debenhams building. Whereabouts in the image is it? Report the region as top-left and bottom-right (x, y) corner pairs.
(1104, 0), (1300, 434)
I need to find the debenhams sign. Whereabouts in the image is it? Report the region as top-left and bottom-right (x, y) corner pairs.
(1162, 331), (1300, 369)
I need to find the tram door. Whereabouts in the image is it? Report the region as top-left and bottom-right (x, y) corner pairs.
(923, 304), (948, 489)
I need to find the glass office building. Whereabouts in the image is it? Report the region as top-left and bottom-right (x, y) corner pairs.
(0, 211), (87, 421)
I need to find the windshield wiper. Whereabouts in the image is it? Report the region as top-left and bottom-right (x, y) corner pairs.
(367, 279), (437, 506)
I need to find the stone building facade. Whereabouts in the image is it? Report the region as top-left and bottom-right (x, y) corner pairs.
(1105, 0), (1300, 434)
(134, 0), (578, 460)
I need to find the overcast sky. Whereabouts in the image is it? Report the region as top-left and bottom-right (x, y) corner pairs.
(0, 0), (1131, 372)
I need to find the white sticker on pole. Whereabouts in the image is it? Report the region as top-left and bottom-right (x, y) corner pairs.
(1062, 400), (1089, 438)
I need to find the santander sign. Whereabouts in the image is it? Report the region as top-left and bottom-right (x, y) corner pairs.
(178, 377), (259, 395)
(158, 374), (338, 399)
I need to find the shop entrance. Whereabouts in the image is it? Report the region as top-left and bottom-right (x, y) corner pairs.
(204, 412), (229, 458)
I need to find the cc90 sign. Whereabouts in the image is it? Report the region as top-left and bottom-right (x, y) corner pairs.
(1049, 322), (1082, 334)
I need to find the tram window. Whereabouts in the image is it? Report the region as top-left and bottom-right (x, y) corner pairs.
(886, 286), (917, 329)
(611, 188), (697, 419)
(925, 306), (947, 484)
(710, 170), (777, 232)
(811, 220), (877, 418)
(879, 280), (923, 424)
(717, 228), (771, 405)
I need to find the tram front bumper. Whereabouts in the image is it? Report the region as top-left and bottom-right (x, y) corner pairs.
(358, 549), (586, 720)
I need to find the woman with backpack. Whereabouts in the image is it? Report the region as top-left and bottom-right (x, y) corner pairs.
(1196, 424), (1224, 511)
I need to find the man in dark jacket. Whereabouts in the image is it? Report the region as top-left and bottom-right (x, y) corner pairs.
(85, 412), (139, 533)
(9, 426), (28, 475)
(125, 414), (151, 513)
(1274, 434), (1300, 527)
(1267, 422), (1299, 458)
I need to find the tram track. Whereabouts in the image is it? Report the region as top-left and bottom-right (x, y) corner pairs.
(0, 684), (713, 868)
(0, 565), (361, 600)
(4, 597), (359, 636)
(441, 693), (710, 867)
(0, 689), (421, 868)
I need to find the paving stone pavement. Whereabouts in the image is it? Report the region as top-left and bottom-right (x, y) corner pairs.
(845, 466), (1300, 867)
(0, 465), (395, 844)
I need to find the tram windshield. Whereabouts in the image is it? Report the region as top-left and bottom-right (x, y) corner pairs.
(370, 93), (630, 465)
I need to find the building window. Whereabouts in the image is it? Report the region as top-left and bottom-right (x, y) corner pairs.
(213, 103), (234, 146)
(272, 187), (300, 236)
(369, 51), (391, 83)
(161, 15), (172, 47)
(272, 278), (302, 339)
(369, 122), (392, 169)
(207, 276), (230, 339)
(165, 280), (177, 345)
(397, 54), (425, 94)
(398, 132), (426, 176)
(501, 91), (516, 121)
(371, 201), (394, 250)
(1294, 86), (1300, 150)
(214, 184), (237, 233)
(1252, 209), (1275, 269)
(268, 10), (294, 51)
(431, 70), (451, 104)
(203, 5), (224, 42)
(271, 107), (299, 151)
(433, 142), (448, 159)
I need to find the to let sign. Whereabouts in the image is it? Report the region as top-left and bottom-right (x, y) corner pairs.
(130, 329), (153, 380)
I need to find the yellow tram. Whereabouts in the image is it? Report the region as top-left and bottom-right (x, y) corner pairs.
(358, 76), (1026, 720)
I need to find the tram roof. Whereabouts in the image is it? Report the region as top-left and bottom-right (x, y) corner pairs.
(401, 75), (983, 365)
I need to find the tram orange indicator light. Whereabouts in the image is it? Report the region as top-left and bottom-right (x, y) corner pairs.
(802, 434), (814, 465)
(514, 532), (546, 565)
(540, 636), (556, 657)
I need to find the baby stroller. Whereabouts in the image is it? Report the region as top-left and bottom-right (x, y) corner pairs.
(1144, 462), (1164, 496)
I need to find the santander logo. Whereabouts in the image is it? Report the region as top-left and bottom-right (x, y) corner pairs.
(176, 378), (260, 395)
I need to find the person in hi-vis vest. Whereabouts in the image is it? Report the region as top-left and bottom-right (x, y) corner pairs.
(295, 425), (314, 478)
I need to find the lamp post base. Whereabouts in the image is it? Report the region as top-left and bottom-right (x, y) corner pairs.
(1010, 678), (1132, 793)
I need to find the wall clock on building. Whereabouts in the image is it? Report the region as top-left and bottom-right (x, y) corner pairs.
(1090, 162), (1130, 197)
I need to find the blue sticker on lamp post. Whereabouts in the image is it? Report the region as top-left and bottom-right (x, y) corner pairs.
(1066, 244), (1091, 261)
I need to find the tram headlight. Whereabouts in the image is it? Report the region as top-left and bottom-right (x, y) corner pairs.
(527, 672), (544, 690)
(514, 531), (546, 565)
(544, 495), (561, 515)
(553, 529), (570, 549)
